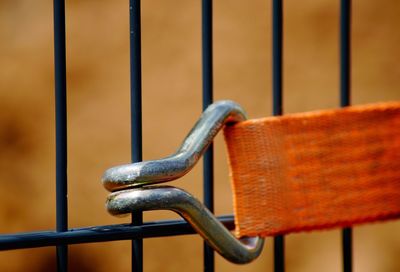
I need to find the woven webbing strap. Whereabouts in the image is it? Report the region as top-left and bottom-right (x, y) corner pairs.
(223, 102), (400, 238)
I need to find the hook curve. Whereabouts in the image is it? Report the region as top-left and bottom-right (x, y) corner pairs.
(102, 100), (247, 192)
(107, 185), (264, 264)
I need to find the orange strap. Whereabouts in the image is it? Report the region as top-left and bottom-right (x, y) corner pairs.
(223, 102), (400, 238)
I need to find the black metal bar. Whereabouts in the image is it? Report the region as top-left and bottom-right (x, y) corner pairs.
(273, 236), (285, 272)
(340, 0), (351, 108)
(272, 0), (285, 271)
(340, 0), (352, 272)
(202, 0), (214, 271)
(342, 228), (353, 272)
(0, 216), (235, 251)
(53, 0), (68, 271)
(272, 0), (283, 117)
(129, 0), (143, 271)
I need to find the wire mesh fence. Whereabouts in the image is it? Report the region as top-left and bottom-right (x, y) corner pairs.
(1, 0), (400, 271)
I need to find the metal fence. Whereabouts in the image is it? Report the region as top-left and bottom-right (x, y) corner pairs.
(0, 0), (354, 271)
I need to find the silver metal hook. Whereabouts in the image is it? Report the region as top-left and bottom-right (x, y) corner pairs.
(102, 100), (265, 263)
(102, 100), (247, 192)
(107, 186), (264, 264)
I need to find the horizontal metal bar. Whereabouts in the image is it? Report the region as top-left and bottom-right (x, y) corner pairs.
(0, 215), (234, 251)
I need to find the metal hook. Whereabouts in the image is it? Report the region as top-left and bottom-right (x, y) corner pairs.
(102, 100), (265, 263)
(102, 100), (247, 192)
(107, 186), (264, 264)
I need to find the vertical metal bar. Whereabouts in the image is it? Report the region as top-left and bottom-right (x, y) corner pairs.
(202, 0), (214, 271)
(53, 0), (68, 271)
(129, 0), (143, 271)
(342, 228), (353, 272)
(340, 0), (351, 108)
(272, 0), (283, 117)
(340, 1), (352, 272)
(272, 0), (284, 271)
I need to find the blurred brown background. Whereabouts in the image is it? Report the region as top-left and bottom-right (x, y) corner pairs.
(0, 0), (399, 271)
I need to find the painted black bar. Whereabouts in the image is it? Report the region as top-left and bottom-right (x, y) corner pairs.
(202, 0), (214, 271)
(272, 0), (283, 117)
(0, 216), (235, 251)
(340, 0), (352, 272)
(342, 228), (353, 272)
(272, 0), (285, 271)
(53, 0), (68, 271)
(340, 0), (351, 107)
(129, 0), (143, 271)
